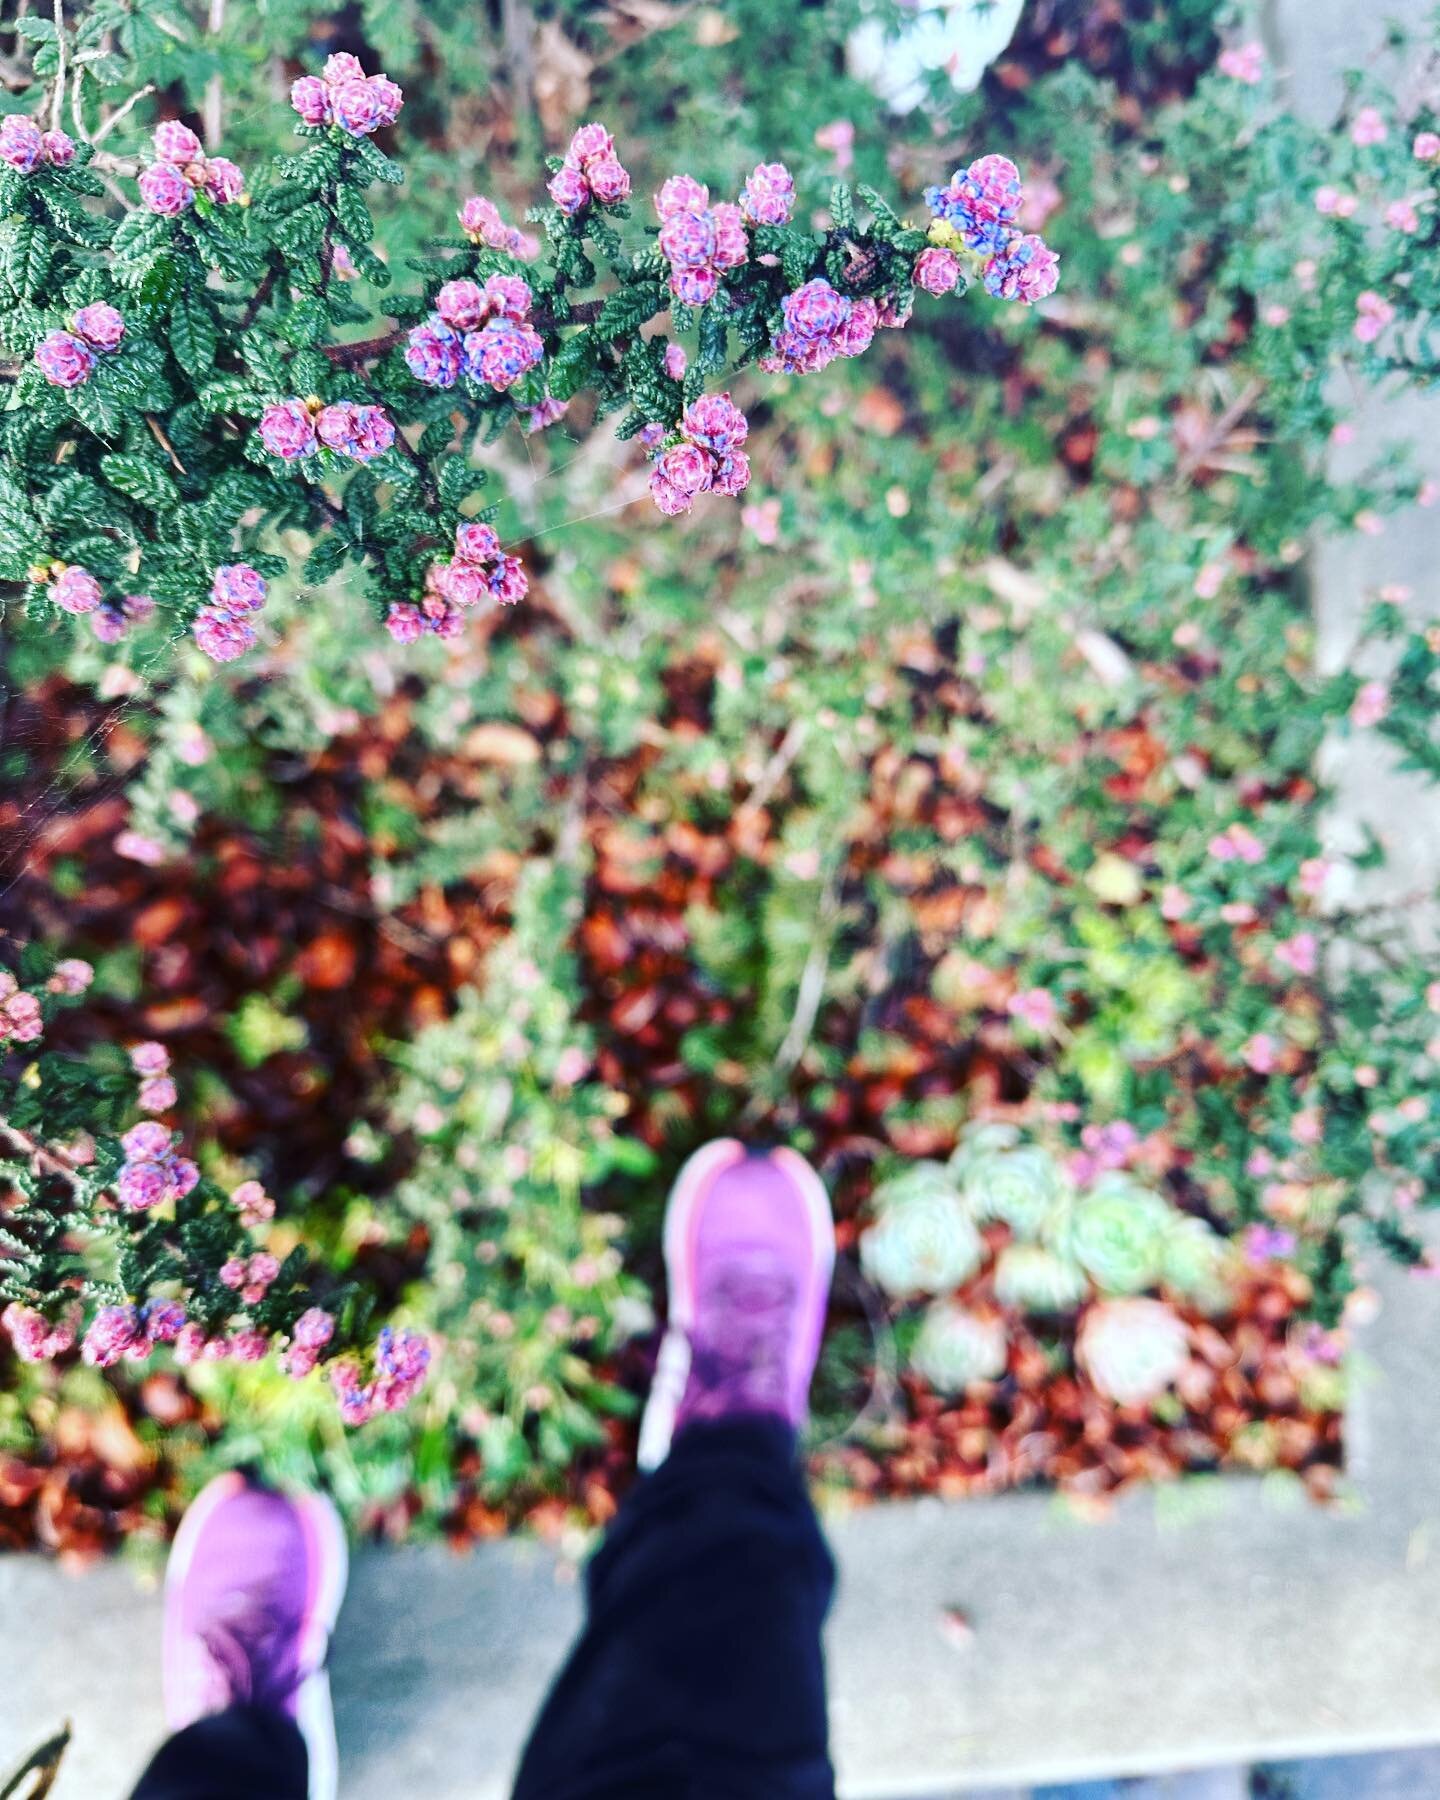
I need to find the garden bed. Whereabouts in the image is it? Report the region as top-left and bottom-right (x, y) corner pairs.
(3, 0), (1439, 1552)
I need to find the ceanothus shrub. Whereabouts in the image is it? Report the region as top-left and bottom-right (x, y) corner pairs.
(0, 55), (1057, 1419)
(0, 56), (1057, 663)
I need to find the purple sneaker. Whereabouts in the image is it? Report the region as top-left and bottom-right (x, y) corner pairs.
(163, 1472), (348, 1800)
(637, 1139), (835, 1471)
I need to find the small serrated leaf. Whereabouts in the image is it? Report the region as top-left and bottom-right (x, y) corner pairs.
(171, 289), (218, 378)
(100, 453), (179, 512)
(5, 221), (52, 300)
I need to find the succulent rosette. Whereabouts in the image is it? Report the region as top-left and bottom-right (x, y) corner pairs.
(860, 1164), (982, 1298)
(957, 1141), (1071, 1240)
(1159, 1215), (1233, 1308)
(993, 1243), (1089, 1313)
(1067, 1174), (1174, 1295)
(910, 1302), (1009, 1393)
(948, 1120), (1023, 1173)
(1077, 1298), (1190, 1406)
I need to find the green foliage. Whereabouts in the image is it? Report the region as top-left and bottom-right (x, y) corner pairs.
(5, 0), (1440, 1521)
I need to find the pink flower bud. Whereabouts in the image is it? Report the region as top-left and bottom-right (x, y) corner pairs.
(290, 76), (332, 126)
(210, 563), (268, 614)
(48, 958), (94, 995)
(567, 123), (614, 167)
(293, 1307), (335, 1350)
(193, 607), (256, 663)
(259, 399), (318, 460)
(203, 157), (245, 204)
(332, 77), (387, 138)
(154, 121), (203, 164)
(40, 129), (75, 167)
(454, 521), (501, 563)
(586, 154), (630, 204)
(138, 1075), (178, 1113)
(547, 163), (590, 216)
(35, 330), (95, 389)
(138, 163), (195, 216)
(656, 441), (714, 497)
(739, 162), (795, 227)
(72, 303), (125, 351)
(385, 603), (424, 643)
(914, 246), (961, 296)
(436, 278), (487, 330)
(656, 174), (709, 219)
(52, 566), (102, 613)
(482, 273), (532, 322)
(0, 115), (43, 173)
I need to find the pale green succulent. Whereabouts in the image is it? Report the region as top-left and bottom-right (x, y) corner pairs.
(871, 1159), (964, 1216)
(993, 1243), (1089, 1313)
(957, 1142), (1070, 1241)
(947, 1120), (1022, 1180)
(1077, 1298), (1190, 1406)
(1068, 1174), (1173, 1294)
(910, 1302), (1009, 1393)
(860, 1180), (982, 1300)
(1159, 1215), (1233, 1308)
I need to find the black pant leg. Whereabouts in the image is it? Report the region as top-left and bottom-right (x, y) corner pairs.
(512, 1416), (836, 1800)
(128, 1704), (308, 1800)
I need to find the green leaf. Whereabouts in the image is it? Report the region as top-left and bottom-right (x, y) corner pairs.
(171, 290), (218, 379)
(594, 282), (667, 339)
(281, 296), (327, 348)
(350, 137), (404, 187)
(696, 309), (727, 376)
(856, 184), (901, 229)
(438, 457), (477, 508)
(196, 375), (265, 416)
(111, 210), (169, 264)
(4, 222), (51, 300)
(548, 334), (597, 402)
(335, 184), (374, 244)
(100, 453), (180, 512)
(68, 377), (124, 440)
(304, 532), (351, 583)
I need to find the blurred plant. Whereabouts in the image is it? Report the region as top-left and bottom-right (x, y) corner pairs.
(1076, 1297), (1191, 1407)
(1066, 1174), (1176, 1295)
(6, 0), (1440, 1522)
(382, 858), (653, 1489)
(859, 1162), (983, 1298)
(992, 1242), (1088, 1312)
(909, 1300), (1008, 1392)
(952, 1127), (1070, 1239)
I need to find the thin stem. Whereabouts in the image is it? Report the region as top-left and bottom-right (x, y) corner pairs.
(91, 82), (155, 145)
(49, 0), (64, 132)
(203, 0), (225, 147)
(318, 298), (607, 369)
(319, 326), (403, 367)
(238, 262), (278, 330)
(145, 413), (187, 474)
